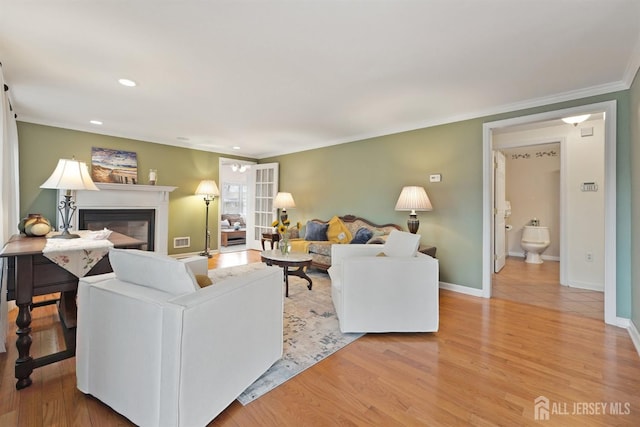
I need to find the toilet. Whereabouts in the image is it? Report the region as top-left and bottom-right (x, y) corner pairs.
(521, 226), (550, 264)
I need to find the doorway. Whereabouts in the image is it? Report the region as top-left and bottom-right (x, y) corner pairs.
(218, 159), (255, 253)
(482, 100), (617, 325)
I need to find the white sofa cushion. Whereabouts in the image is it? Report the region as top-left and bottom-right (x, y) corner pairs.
(109, 248), (198, 295)
(382, 229), (420, 257)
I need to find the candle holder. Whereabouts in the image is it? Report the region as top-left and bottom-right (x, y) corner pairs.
(149, 169), (157, 185)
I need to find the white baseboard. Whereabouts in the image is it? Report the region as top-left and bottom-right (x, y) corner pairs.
(439, 281), (484, 297)
(628, 321), (640, 356)
(170, 250), (219, 259)
(566, 281), (604, 292)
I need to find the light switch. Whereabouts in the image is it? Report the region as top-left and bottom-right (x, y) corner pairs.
(429, 174), (441, 183)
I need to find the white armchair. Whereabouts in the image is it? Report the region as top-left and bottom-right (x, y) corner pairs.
(328, 230), (439, 333)
(76, 249), (283, 427)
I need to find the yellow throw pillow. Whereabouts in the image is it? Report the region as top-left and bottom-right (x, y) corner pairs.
(327, 216), (352, 244)
(195, 274), (213, 288)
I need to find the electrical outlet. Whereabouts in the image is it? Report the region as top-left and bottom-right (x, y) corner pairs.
(429, 174), (441, 183)
(585, 252), (593, 262)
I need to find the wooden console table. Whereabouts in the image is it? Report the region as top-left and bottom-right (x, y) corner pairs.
(0, 232), (145, 390)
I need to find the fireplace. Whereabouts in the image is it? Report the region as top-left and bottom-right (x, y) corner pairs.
(79, 209), (155, 251)
(58, 183), (176, 254)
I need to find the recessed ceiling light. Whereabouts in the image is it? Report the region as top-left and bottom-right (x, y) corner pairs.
(90, 120), (103, 125)
(232, 146), (241, 150)
(118, 78), (137, 87)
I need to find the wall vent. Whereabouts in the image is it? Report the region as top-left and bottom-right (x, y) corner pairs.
(173, 236), (190, 249)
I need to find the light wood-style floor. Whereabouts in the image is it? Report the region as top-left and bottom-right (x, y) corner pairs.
(1, 251), (638, 426)
(493, 256), (604, 320)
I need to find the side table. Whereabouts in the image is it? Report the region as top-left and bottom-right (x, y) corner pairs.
(419, 245), (437, 258)
(261, 232), (280, 250)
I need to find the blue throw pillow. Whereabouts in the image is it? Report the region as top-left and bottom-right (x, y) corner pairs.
(350, 227), (373, 244)
(305, 221), (329, 241)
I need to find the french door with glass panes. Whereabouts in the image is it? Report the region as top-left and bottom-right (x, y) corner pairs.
(247, 163), (279, 250)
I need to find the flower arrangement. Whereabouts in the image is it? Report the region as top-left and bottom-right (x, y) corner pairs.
(272, 218), (301, 255)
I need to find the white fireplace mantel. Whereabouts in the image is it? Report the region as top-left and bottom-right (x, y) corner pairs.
(58, 183), (177, 254)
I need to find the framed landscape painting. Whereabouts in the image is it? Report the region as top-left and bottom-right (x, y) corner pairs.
(91, 147), (138, 184)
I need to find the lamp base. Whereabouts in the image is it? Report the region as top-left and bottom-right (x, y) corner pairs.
(200, 251), (212, 258)
(280, 211), (288, 223)
(52, 228), (80, 239)
(407, 214), (419, 234)
(51, 233), (81, 239)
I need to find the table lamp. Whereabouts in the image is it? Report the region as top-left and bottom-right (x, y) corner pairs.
(394, 186), (433, 234)
(273, 192), (296, 223)
(195, 179), (220, 258)
(40, 158), (99, 238)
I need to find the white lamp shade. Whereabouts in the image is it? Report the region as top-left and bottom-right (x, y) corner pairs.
(40, 159), (99, 191)
(195, 180), (220, 197)
(273, 192), (296, 209)
(395, 186), (433, 212)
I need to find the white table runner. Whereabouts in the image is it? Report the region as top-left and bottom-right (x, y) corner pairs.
(42, 230), (114, 278)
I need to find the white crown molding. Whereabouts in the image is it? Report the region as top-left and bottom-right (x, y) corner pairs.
(622, 33), (640, 87)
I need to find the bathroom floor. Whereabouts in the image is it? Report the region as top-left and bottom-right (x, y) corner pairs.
(492, 256), (604, 320)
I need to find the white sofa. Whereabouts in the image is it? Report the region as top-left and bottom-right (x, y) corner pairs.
(328, 230), (439, 333)
(76, 249), (283, 427)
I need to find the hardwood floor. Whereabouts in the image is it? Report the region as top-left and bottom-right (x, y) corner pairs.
(493, 256), (604, 320)
(1, 251), (638, 426)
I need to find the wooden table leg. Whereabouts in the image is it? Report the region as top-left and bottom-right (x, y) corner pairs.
(283, 265), (290, 297)
(287, 265), (313, 291)
(14, 256), (34, 390)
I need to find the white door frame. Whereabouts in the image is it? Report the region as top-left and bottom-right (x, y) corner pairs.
(482, 100), (618, 326)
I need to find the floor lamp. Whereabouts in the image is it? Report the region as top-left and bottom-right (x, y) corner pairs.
(195, 180), (220, 258)
(395, 186), (433, 234)
(40, 158), (99, 238)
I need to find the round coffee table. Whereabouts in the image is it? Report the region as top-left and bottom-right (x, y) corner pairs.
(260, 250), (313, 297)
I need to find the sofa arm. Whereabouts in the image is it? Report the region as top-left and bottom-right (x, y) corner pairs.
(179, 255), (208, 276)
(161, 266), (284, 426)
(331, 243), (385, 265)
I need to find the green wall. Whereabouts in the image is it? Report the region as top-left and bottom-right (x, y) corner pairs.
(264, 91), (632, 318)
(630, 70), (640, 329)
(16, 89), (634, 318)
(17, 123), (253, 255)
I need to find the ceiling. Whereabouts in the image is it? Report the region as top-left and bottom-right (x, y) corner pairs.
(1, 1), (639, 159)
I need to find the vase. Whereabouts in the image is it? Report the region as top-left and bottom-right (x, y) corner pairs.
(280, 240), (289, 255)
(19, 214), (52, 237)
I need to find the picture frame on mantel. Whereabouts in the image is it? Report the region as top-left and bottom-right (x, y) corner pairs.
(91, 147), (138, 184)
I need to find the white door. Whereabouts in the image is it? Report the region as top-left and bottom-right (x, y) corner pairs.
(493, 150), (507, 273)
(247, 163), (279, 250)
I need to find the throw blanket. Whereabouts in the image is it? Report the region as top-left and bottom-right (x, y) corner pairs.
(42, 230), (114, 277)
(290, 239), (311, 253)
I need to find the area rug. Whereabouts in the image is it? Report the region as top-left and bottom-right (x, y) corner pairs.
(237, 270), (364, 405)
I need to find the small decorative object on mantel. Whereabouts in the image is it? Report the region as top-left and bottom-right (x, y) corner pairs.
(149, 169), (157, 185)
(18, 213), (52, 237)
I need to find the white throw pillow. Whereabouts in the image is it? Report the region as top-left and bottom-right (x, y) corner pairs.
(382, 230), (420, 257)
(109, 248), (199, 295)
